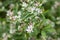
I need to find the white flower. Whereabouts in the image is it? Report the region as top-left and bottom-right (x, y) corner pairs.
(31, 7), (36, 11)
(10, 16), (17, 21)
(27, 7), (36, 13)
(34, 3), (38, 6)
(9, 23), (16, 34)
(2, 33), (8, 40)
(39, 3), (43, 7)
(30, 1), (34, 4)
(18, 25), (21, 30)
(34, 2), (40, 6)
(17, 11), (22, 22)
(56, 17), (60, 20)
(9, 4), (14, 9)
(17, 11), (21, 15)
(7, 10), (13, 16)
(22, 2), (28, 7)
(54, 1), (59, 8)
(17, 18), (22, 22)
(35, 8), (42, 13)
(26, 24), (34, 33)
(10, 29), (16, 34)
(9, 16), (12, 19)
(2, 33), (6, 38)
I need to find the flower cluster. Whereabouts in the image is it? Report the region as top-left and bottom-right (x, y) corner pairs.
(0, 0), (59, 40)
(26, 23), (34, 33)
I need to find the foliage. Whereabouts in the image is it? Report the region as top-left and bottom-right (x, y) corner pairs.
(0, 0), (60, 40)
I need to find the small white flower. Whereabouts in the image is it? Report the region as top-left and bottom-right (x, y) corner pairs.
(2, 33), (8, 40)
(17, 11), (21, 18)
(2, 33), (6, 38)
(56, 17), (60, 20)
(31, 7), (36, 11)
(54, 1), (59, 8)
(30, 1), (34, 4)
(10, 29), (16, 34)
(21, 7), (25, 10)
(18, 25), (21, 30)
(26, 24), (34, 33)
(7, 10), (13, 16)
(17, 11), (21, 15)
(22, 2), (28, 7)
(9, 4), (14, 9)
(9, 16), (12, 19)
(18, 18), (22, 22)
(9, 23), (16, 34)
(39, 3), (43, 6)
(34, 3), (38, 6)
(34, 2), (40, 6)
(27, 7), (36, 13)
(35, 8), (42, 13)
(11, 16), (17, 20)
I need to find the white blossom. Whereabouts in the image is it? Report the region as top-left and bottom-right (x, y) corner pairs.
(26, 24), (34, 33)
(54, 1), (59, 8)
(39, 3), (43, 7)
(9, 4), (14, 9)
(18, 25), (21, 30)
(56, 17), (60, 20)
(30, 1), (34, 4)
(10, 29), (16, 34)
(27, 7), (36, 13)
(17, 11), (21, 18)
(34, 2), (40, 6)
(22, 2), (28, 7)
(2, 33), (8, 40)
(7, 10), (13, 16)
(9, 23), (16, 34)
(17, 11), (21, 15)
(34, 3), (39, 6)
(12, 16), (17, 20)
(35, 8), (42, 13)
(9, 16), (18, 21)
(31, 7), (36, 11)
